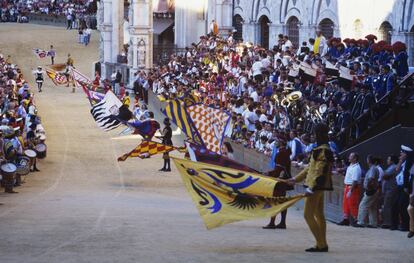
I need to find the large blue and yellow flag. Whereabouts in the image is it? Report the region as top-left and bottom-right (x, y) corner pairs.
(173, 158), (304, 229)
(162, 99), (203, 145)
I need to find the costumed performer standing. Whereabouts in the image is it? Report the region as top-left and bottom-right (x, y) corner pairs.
(65, 54), (76, 93)
(288, 123), (334, 252)
(263, 134), (293, 229)
(159, 118), (173, 172)
(33, 66), (44, 92)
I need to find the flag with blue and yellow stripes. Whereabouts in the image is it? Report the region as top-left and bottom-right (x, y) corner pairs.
(162, 99), (203, 145)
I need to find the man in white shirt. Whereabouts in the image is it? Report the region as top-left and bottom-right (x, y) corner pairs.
(338, 152), (362, 226)
(251, 57), (263, 83)
(243, 105), (258, 132)
(250, 88), (259, 102)
(282, 35), (293, 51)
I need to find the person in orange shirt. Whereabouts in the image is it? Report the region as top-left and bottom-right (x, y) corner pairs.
(210, 20), (219, 35)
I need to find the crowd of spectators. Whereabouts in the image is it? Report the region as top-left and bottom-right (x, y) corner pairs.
(131, 26), (410, 167)
(0, 0), (97, 25)
(335, 146), (414, 238)
(0, 52), (46, 193)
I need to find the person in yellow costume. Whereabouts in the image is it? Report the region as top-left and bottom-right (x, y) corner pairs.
(313, 27), (327, 56)
(288, 123), (334, 252)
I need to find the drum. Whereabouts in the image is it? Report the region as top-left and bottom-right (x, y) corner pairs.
(35, 143), (47, 159)
(24, 149), (37, 159)
(1, 163), (16, 193)
(15, 156), (31, 176)
(25, 149), (37, 168)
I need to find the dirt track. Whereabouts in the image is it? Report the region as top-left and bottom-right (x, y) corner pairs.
(0, 24), (411, 263)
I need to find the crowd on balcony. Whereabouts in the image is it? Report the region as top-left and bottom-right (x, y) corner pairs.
(0, 53), (47, 193)
(0, 0), (97, 24)
(134, 25), (409, 162)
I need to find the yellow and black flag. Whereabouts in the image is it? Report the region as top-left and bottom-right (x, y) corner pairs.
(173, 158), (304, 229)
(161, 99), (203, 145)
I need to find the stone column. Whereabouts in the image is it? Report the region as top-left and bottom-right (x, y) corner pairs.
(269, 24), (284, 48)
(215, 0), (233, 36)
(111, 0), (124, 63)
(128, 0), (153, 86)
(100, 0), (113, 79)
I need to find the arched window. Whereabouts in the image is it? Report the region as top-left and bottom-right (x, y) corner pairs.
(232, 14), (243, 41)
(258, 15), (270, 49)
(353, 19), (364, 39)
(318, 18), (334, 39)
(286, 16), (300, 48)
(379, 21), (393, 44)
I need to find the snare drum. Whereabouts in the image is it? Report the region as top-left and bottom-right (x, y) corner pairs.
(24, 149), (37, 159)
(25, 149), (37, 168)
(35, 143), (47, 159)
(16, 156), (31, 176)
(1, 163), (17, 193)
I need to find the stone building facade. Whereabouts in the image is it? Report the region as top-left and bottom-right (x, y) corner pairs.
(97, 0), (414, 85)
(233, 0), (414, 65)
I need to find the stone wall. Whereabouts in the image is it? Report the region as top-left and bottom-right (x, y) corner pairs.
(28, 14), (67, 27)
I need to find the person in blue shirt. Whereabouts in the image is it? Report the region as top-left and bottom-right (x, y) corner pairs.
(392, 145), (414, 231)
(379, 48), (393, 65)
(328, 131), (339, 153)
(392, 42), (409, 78)
(381, 65), (395, 94)
(371, 66), (385, 101)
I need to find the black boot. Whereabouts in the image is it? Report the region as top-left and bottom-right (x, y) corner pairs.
(159, 160), (167, 171)
(275, 210), (287, 229)
(337, 218), (350, 226)
(165, 159), (171, 172)
(263, 216), (276, 229)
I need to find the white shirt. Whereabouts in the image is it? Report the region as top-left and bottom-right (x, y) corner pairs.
(251, 61), (263, 77)
(250, 91), (259, 102)
(244, 111), (258, 132)
(376, 165), (384, 182)
(344, 163), (362, 185)
(282, 40), (293, 51)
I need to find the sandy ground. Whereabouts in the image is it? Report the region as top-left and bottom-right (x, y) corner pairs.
(0, 24), (412, 263)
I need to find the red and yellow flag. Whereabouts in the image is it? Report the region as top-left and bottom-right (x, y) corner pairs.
(117, 140), (185, 161)
(46, 69), (68, 86)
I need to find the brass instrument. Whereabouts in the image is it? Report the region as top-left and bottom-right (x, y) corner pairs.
(306, 104), (324, 123)
(281, 97), (291, 108)
(274, 91), (302, 111)
(319, 104), (327, 115)
(286, 91), (302, 102)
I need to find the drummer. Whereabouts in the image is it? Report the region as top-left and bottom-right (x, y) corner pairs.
(26, 123), (40, 172)
(33, 66), (44, 92)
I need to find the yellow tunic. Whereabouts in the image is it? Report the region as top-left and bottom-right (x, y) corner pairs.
(295, 144), (333, 191)
(313, 37), (321, 54)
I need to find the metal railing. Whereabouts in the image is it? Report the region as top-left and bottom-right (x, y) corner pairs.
(153, 44), (187, 67)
